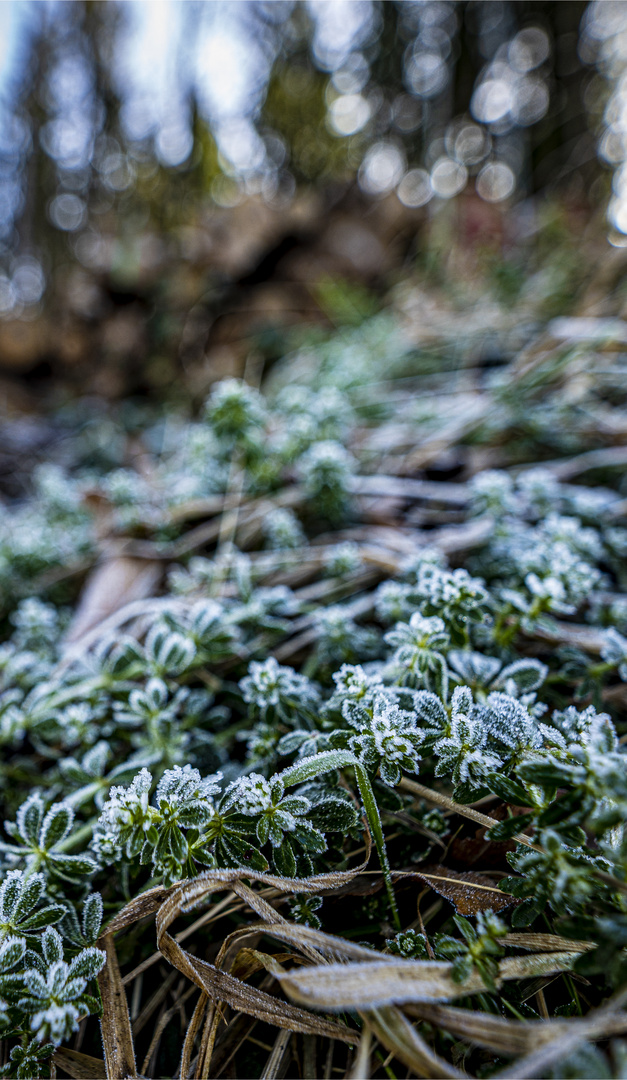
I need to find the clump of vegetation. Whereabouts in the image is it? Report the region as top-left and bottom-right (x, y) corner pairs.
(2, 299), (627, 1078)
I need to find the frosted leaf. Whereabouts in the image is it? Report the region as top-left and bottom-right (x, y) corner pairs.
(601, 629), (627, 680)
(483, 692), (542, 752)
(448, 650), (502, 687)
(156, 765), (222, 806)
(223, 773), (273, 815)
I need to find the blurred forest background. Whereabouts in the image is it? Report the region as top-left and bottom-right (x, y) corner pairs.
(1, 0), (627, 408)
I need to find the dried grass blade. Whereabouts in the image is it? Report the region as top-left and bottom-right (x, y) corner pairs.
(158, 930), (355, 1042)
(63, 556), (161, 648)
(406, 1002), (627, 1058)
(494, 1015), (627, 1079)
(222, 918), (394, 965)
(106, 860), (372, 938)
(180, 991), (207, 1080)
(404, 1004), (562, 1055)
(499, 933), (593, 953)
(348, 1025), (372, 1080)
(366, 1006), (464, 1079)
(97, 933), (137, 1080)
(258, 1029), (292, 1080)
(52, 1048), (107, 1079)
(279, 953), (579, 1009)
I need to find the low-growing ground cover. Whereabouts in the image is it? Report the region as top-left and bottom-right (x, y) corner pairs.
(2, 298), (627, 1078)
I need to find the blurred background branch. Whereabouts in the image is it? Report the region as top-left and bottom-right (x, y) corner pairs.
(0, 0), (623, 399)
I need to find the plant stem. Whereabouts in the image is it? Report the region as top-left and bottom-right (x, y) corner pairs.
(278, 751), (400, 929)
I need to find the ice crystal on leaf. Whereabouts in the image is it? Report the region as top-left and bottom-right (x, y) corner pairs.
(17, 927), (104, 1046)
(433, 688), (502, 786)
(385, 612), (449, 696)
(601, 628), (627, 680)
(240, 658), (319, 720)
(0, 797), (96, 882)
(0, 871), (65, 943)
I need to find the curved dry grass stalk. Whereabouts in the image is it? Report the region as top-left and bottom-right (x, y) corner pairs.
(99, 856), (374, 1078)
(97, 933), (137, 1080)
(94, 850), (602, 1080)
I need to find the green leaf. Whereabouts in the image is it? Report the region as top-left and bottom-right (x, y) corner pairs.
(516, 760), (579, 787)
(12, 875), (44, 924)
(433, 934), (464, 958)
(256, 815), (270, 847)
(48, 853), (97, 876)
(166, 826), (187, 863)
(18, 798), (44, 846)
(273, 839), (297, 877)
(81, 894), (103, 944)
(484, 773), (535, 808)
(451, 954), (474, 984)
(306, 798), (358, 832)
(68, 947), (106, 981)
(486, 813), (534, 842)
(452, 782), (491, 804)
(39, 804), (73, 850)
(217, 835), (268, 872)
(537, 790), (584, 827)
(19, 905), (66, 933)
(453, 915), (477, 944)
(291, 820), (327, 855)
(511, 898), (544, 928)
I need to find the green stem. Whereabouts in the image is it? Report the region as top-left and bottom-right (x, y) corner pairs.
(29, 677), (110, 721)
(55, 820), (96, 853)
(277, 750), (400, 930)
(64, 781), (106, 809)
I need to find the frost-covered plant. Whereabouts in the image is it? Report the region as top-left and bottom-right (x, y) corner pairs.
(376, 564), (489, 644)
(240, 658), (320, 722)
(0, 798), (97, 882)
(432, 687), (503, 786)
(204, 378), (266, 443)
(16, 927), (104, 1046)
(92, 766), (223, 886)
(263, 507), (305, 550)
(0, 1037), (56, 1080)
(435, 911), (507, 992)
(2, 305), (627, 1073)
(388, 927), (429, 959)
(298, 440), (355, 519)
(288, 893), (323, 929)
(323, 542), (363, 578)
(447, 651), (547, 699)
(92, 761), (359, 883)
(0, 872), (66, 943)
(331, 692), (422, 787)
(385, 612), (450, 696)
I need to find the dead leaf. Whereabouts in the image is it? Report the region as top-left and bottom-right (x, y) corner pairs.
(97, 933), (137, 1080)
(64, 555), (161, 647)
(413, 863), (518, 915)
(52, 1047), (107, 1079)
